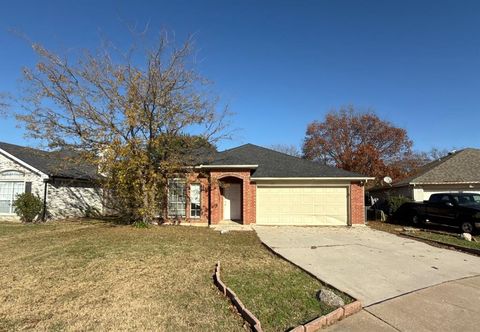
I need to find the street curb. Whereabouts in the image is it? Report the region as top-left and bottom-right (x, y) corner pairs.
(213, 261), (263, 332)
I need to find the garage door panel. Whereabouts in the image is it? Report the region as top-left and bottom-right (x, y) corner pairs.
(256, 186), (348, 225)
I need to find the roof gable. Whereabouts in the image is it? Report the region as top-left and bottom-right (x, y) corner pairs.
(396, 148), (480, 185)
(0, 142), (98, 180)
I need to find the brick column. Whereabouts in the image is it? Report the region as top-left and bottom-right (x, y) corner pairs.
(350, 182), (365, 225)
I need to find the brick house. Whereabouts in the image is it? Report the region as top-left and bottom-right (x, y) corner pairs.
(1, 141), (372, 225)
(168, 144), (372, 226)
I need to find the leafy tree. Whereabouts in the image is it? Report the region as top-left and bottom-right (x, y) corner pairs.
(303, 106), (423, 182)
(12, 32), (229, 224)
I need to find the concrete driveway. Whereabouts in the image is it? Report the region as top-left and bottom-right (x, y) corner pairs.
(255, 226), (480, 306)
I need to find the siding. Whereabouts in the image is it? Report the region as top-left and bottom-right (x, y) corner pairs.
(46, 178), (104, 219)
(0, 151), (104, 220)
(0, 152), (44, 221)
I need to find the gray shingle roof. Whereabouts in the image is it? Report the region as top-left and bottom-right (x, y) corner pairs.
(396, 148), (480, 185)
(1, 141), (366, 180)
(204, 144), (366, 178)
(0, 142), (97, 180)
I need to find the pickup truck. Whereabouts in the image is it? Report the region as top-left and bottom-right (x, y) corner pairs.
(395, 193), (480, 233)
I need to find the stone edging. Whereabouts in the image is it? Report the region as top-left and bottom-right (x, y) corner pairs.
(289, 300), (363, 332)
(213, 261), (263, 332)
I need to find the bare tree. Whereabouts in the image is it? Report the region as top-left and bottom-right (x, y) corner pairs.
(15, 32), (229, 224)
(427, 147), (455, 160)
(269, 144), (302, 157)
(0, 93), (9, 118)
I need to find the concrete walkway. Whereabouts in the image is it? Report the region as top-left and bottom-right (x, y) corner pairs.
(255, 226), (480, 331)
(255, 226), (480, 306)
(326, 276), (480, 332)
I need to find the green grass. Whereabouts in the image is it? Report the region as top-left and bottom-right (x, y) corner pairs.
(410, 231), (480, 250)
(368, 220), (480, 251)
(0, 220), (345, 331)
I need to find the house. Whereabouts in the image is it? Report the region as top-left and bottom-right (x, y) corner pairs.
(1, 141), (372, 225)
(171, 144), (371, 226)
(0, 142), (102, 220)
(370, 148), (480, 202)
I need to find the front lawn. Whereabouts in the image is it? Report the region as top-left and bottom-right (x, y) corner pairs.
(0, 221), (344, 331)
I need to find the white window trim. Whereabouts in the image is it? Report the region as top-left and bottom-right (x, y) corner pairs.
(167, 178), (186, 218)
(0, 170), (26, 215)
(189, 183), (201, 219)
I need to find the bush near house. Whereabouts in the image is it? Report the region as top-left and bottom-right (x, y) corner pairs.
(386, 195), (412, 215)
(13, 193), (43, 223)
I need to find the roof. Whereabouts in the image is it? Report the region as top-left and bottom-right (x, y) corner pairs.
(0, 141), (368, 181)
(0, 142), (98, 180)
(395, 148), (480, 186)
(202, 143), (367, 178)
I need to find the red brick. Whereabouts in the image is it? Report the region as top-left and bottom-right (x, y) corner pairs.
(343, 300), (362, 317)
(304, 315), (327, 332)
(350, 183), (365, 225)
(210, 170), (256, 225)
(324, 307), (345, 326)
(242, 308), (262, 329)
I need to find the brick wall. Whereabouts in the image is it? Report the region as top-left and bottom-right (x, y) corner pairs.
(210, 170), (256, 225)
(350, 182), (365, 225)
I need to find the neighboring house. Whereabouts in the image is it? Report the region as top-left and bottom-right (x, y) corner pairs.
(0, 142), (102, 220)
(1, 141), (372, 226)
(370, 148), (480, 202)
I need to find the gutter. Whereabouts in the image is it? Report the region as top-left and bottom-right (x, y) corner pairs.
(196, 164), (259, 169)
(251, 177), (375, 181)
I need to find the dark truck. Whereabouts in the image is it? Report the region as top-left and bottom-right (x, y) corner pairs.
(395, 193), (480, 233)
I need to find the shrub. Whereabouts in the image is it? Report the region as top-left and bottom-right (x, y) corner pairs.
(13, 193), (43, 223)
(385, 195), (412, 215)
(132, 220), (150, 228)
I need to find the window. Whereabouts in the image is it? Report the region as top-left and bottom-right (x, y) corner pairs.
(190, 184), (201, 218)
(430, 194), (451, 203)
(0, 170), (26, 214)
(0, 170), (24, 178)
(0, 182), (25, 214)
(168, 179), (186, 217)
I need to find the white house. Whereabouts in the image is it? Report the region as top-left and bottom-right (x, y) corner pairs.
(371, 148), (480, 202)
(0, 142), (103, 221)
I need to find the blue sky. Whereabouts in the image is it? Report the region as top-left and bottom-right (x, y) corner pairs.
(0, 0), (479, 151)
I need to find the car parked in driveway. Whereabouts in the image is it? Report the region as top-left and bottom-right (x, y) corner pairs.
(395, 193), (480, 233)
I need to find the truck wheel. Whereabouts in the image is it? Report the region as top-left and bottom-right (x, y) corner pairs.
(460, 221), (473, 234)
(411, 214), (422, 225)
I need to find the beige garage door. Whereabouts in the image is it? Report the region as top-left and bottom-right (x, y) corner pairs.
(256, 186), (348, 225)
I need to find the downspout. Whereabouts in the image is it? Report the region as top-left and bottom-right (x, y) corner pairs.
(42, 179), (48, 221)
(208, 178), (212, 227)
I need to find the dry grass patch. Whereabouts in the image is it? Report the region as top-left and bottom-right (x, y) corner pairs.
(0, 221), (346, 331)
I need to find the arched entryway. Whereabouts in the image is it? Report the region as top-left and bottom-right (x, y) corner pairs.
(219, 176), (243, 222)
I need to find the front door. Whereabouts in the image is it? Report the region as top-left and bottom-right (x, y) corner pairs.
(223, 183), (241, 220)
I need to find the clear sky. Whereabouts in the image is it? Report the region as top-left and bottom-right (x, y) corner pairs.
(0, 0), (479, 152)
